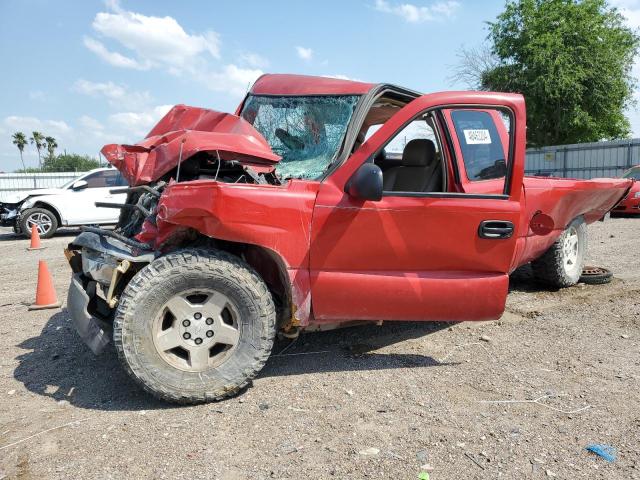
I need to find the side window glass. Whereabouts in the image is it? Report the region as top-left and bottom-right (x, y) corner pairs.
(449, 109), (511, 182)
(115, 172), (128, 187)
(373, 117), (444, 194)
(83, 171), (112, 188)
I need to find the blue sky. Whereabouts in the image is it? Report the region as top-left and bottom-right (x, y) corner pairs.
(0, 0), (639, 171)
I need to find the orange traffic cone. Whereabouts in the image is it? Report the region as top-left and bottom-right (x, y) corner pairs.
(29, 260), (61, 310)
(26, 225), (45, 251)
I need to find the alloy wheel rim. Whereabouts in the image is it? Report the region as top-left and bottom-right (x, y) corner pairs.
(562, 226), (580, 276)
(26, 212), (52, 235)
(152, 288), (241, 372)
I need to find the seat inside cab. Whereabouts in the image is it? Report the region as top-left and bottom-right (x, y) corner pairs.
(355, 95), (446, 194)
(382, 139), (443, 192)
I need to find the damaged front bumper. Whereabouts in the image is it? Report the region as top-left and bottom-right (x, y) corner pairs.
(68, 274), (111, 354)
(0, 203), (19, 227)
(66, 230), (156, 354)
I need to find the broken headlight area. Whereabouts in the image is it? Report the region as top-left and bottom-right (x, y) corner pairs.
(104, 154), (281, 242)
(67, 230), (156, 308)
(66, 230), (157, 354)
(0, 202), (20, 226)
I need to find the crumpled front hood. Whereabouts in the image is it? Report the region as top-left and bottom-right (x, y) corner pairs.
(101, 105), (281, 186)
(0, 188), (65, 204)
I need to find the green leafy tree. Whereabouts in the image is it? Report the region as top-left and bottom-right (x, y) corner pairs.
(11, 131), (28, 170)
(44, 136), (58, 160)
(29, 131), (45, 168)
(41, 153), (100, 172)
(458, 0), (639, 147)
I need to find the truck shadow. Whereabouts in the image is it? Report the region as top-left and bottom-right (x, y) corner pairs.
(13, 310), (169, 412)
(13, 311), (453, 411)
(508, 264), (560, 293)
(260, 321), (454, 379)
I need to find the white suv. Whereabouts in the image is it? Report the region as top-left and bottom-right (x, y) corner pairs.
(0, 168), (128, 238)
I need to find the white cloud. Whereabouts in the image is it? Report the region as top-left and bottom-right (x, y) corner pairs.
(3, 116), (72, 136)
(374, 0), (460, 23)
(73, 78), (152, 109)
(81, 4), (261, 99)
(611, 0), (640, 27)
(2, 116), (73, 168)
(47, 120), (73, 134)
(323, 74), (364, 82)
(295, 46), (313, 61)
(204, 64), (263, 97)
(108, 104), (173, 138)
(239, 52), (270, 69)
(85, 2), (220, 74)
(83, 36), (149, 70)
(29, 90), (45, 101)
(78, 115), (105, 131)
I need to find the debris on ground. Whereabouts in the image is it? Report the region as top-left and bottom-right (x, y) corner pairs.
(358, 447), (380, 456)
(585, 444), (617, 462)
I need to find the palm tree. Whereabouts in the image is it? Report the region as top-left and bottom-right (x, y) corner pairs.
(45, 136), (58, 160)
(11, 132), (28, 170)
(30, 131), (45, 169)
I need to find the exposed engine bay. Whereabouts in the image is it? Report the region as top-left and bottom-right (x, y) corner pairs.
(111, 152), (281, 242)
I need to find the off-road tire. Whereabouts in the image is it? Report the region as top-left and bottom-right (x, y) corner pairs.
(532, 217), (587, 288)
(113, 248), (276, 404)
(19, 207), (58, 239)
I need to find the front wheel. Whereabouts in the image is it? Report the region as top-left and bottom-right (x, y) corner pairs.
(532, 217), (587, 288)
(20, 207), (58, 239)
(113, 249), (276, 404)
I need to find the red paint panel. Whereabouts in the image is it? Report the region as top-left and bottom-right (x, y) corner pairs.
(310, 188), (521, 321)
(613, 181), (640, 214)
(153, 179), (318, 267)
(312, 271), (508, 322)
(250, 73), (375, 96)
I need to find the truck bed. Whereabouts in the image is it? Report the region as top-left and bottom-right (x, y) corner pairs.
(517, 176), (632, 266)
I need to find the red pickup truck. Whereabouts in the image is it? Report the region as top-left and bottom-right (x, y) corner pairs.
(66, 74), (632, 403)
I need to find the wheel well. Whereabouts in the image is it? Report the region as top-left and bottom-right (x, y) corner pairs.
(29, 202), (62, 226)
(167, 231), (293, 328)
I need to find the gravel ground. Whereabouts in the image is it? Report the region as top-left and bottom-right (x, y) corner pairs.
(0, 219), (638, 480)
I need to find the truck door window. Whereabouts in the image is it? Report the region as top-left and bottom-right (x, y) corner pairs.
(372, 117), (445, 194)
(449, 109), (511, 182)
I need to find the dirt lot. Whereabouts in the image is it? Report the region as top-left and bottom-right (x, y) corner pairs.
(0, 219), (638, 479)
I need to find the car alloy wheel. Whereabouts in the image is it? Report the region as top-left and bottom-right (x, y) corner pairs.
(26, 211), (53, 235)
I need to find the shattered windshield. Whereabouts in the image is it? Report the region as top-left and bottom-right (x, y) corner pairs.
(241, 95), (360, 180)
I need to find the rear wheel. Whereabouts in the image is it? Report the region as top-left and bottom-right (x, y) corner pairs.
(532, 217), (587, 288)
(113, 249), (276, 404)
(20, 207), (58, 239)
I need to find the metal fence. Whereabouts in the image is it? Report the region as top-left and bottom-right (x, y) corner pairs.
(525, 139), (639, 179)
(0, 172), (86, 200)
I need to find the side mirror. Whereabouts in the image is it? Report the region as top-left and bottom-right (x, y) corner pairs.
(72, 180), (88, 190)
(345, 163), (383, 201)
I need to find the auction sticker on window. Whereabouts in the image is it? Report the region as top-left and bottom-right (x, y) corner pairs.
(463, 129), (491, 144)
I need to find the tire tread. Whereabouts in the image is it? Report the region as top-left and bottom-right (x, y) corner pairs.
(113, 248), (276, 404)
